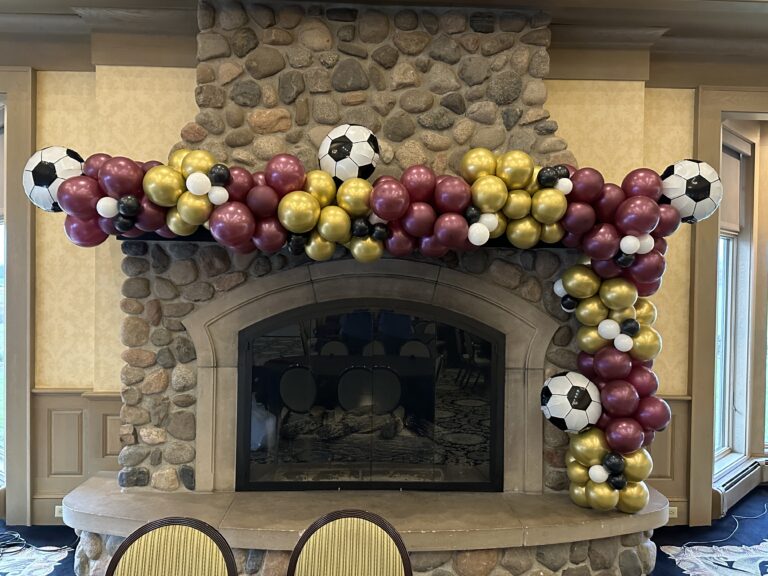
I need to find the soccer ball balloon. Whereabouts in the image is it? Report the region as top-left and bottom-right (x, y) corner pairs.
(23, 146), (84, 212)
(318, 124), (380, 186)
(660, 159), (723, 224)
(541, 371), (602, 434)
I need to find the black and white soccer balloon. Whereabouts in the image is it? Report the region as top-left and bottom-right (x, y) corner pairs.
(541, 371), (602, 434)
(660, 159), (723, 224)
(23, 146), (84, 212)
(318, 124), (380, 186)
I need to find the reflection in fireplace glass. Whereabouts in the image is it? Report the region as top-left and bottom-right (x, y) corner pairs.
(239, 306), (502, 490)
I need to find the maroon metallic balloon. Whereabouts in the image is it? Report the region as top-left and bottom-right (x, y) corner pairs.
(653, 204), (682, 238)
(632, 357), (654, 370)
(265, 154), (306, 197)
(209, 201), (256, 248)
(594, 347), (633, 380)
(155, 225), (177, 239)
(626, 366), (659, 397)
(654, 237), (668, 255)
(622, 168), (663, 202)
(561, 202), (596, 235)
(592, 258), (623, 279)
(64, 214), (108, 247)
(582, 223), (620, 260)
(569, 167), (604, 204)
(561, 231), (583, 249)
(402, 202), (437, 237)
(419, 235), (450, 258)
(634, 396), (671, 431)
(605, 417), (645, 454)
(614, 196), (661, 236)
(371, 179), (410, 221)
(57, 176), (102, 219)
(401, 165), (436, 203)
(98, 216), (118, 236)
(374, 175), (399, 187)
(251, 170), (267, 187)
(231, 239), (258, 254)
(140, 160), (162, 173)
(386, 222), (416, 257)
(626, 250), (666, 284)
(83, 153), (111, 179)
(594, 183), (626, 223)
(246, 185), (280, 218)
(98, 156), (144, 199)
(596, 411), (612, 430)
(601, 380), (640, 417)
(434, 176), (471, 213)
(252, 217), (287, 253)
(226, 167), (255, 203)
(121, 227), (145, 238)
(136, 195), (167, 232)
(577, 352), (597, 380)
(434, 213), (469, 249)
(642, 429), (656, 446)
(635, 277), (662, 297)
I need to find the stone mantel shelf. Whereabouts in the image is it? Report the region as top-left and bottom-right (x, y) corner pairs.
(63, 473), (668, 552)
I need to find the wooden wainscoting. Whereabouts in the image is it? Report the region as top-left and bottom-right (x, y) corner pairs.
(31, 389), (121, 525)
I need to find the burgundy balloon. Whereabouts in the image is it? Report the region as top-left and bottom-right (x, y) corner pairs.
(401, 165), (436, 203)
(226, 167), (255, 203)
(246, 185), (280, 218)
(64, 215), (108, 248)
(136, 195), (167, 232)
(614, 196), (661, 236)
(626, 250), (666, 284)
(373, 175), (399, 186)
(621, 168), (663, 202)
(402, 202), (437, 237)
(419, 235), (449, 258)
(596, 411), (612, 430)
(594, 183), (626, 223)
(561, 231), (583, 249)
(434, 176), (472, 213)
(264, 154), (306, 197)
(642, 429), (656, 447)
(653, 204), (682, 238)
(582, 223), (620, 260)
(252, 217), (287, 253)
(140, 160), (162, 173)
(634, 396), (671, 431)
(436, 175), (450, 186)
(121, 227), (145, 238)
(98, 156), (144, 199)
(231, 239), (258, 254)
(626, 366), (659, 397)
(592, 258), (623, 279)
(461, 237), (480, 252)
(57, 176), (102, 219)
(386, 222), (416, 257)
(569, 167), (605, 204)
(636, 277), (662, 297)
(371, 179), (411, 221)
(209, 201), (256, 248)
(434, 213), (469, 249)
(596, 380), (608, 391)
(601, 380), (640, 417)
(251, 171), (267, 187)
(654, 237), (668, 255)
(561, 202), (596, 235)
(594, 347), (633, 380)
(605, 417), (645, 454)
(155, 225), (177, 239)
(632, 358), (654, 370)
(98, 217), (118, 236)
(563, 164), (577, 177)
(577, 352), (597, 380)
(83, 153), (111, 179)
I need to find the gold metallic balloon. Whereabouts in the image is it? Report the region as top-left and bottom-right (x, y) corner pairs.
(278, 191), (321, 234)
(561, 265), (601, 299)
(565, 449), (577, 466)
(570, 428), (610, 467)
(540, 222), (565, 244)
(166, 207), (198, 236)
(503, 189), (532, 220)
(317, 205), (351, 243)
(623, 448), (653, 482)
(496, 150), (534, 189)
(180, 149), (216, 179)
(305, 231), (336, 262)
(575, 296), (609, 327)
(531, 188), (568, 225)
(526, 166), (542, 194)
(630, 326), (663, 361)
(609, 306), (637, 323)
(599, 278), (639, 310)
(506, 216), (541, 249)
(489, 212), (508, 239)
(576, 254), (592, 266)
(176, 191), (213, 225)
(586, 480), (620, 511)
(305, 170), (337, 208)
(337, 178), (372, 217)
(617, 481), (650, 514)
(576, 326), (609, 354)
(350, 237), (384, 263)
(168, 148), (191, 173)
(471, 175), (508, 213)
(143, 165), (185, 207)
(460, 147), (497, 183)
(570, 482), (590, 508)
(567, 460), (590, 485)
(635, 298), (658, 326)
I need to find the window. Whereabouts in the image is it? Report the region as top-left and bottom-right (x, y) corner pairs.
(714, 234), (735, 455)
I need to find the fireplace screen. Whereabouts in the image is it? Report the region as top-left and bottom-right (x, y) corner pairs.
(236, 301), (504, 491)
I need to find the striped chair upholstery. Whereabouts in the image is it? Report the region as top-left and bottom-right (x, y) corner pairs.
(105, 518), (237, 576)
(288, 510), (412, 576)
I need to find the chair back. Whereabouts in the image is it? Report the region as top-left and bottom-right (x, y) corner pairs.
(287, 509), (412, 576)
(320, 340), (348, 356)
(363, 340), (386, 356)
(280, 366), (316, 413)
(399, 340), (431, 358)
(105, 517), (236, 576)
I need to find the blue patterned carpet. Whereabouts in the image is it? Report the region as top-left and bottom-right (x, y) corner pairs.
(0, 521), (75, 576)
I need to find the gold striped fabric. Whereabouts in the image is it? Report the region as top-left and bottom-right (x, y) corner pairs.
(113, 525), (229, 576)
(295, 517), (405, 576)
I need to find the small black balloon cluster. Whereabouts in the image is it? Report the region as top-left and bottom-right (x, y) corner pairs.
(113, 195), (142, 233)
(209, 163), (231, 186)
(603, 452), (627, 490)
(537, 164), (574, 195)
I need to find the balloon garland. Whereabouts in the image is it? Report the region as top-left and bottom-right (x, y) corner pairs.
(23, 125), (722, 514)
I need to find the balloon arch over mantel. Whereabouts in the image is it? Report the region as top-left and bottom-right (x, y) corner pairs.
(22, 123), (722, 515)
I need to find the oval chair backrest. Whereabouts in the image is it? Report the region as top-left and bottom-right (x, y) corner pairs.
(288, 510), (412, 576)
(106, 518), (237, 576)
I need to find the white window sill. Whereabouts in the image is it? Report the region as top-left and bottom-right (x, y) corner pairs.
(713, 451), (749, 484)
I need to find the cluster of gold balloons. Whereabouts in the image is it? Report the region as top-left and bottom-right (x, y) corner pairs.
(459, 148), (568, 249)
(568, 428), (653, 514)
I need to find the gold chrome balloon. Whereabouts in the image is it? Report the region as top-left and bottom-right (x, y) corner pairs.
(143, 165), (185, 207)
(305, 231), (336, 262)
(531, 188), (568, 224)
(599, 278), (639, 310)
(570, 482), (590, 508)
(586, 480), (619, 511)
(166, 207), (198, 236)
(350, 237), (384, 263)
(489, 212), (507, 239)
(471, 175), (508, 213)
(575, 296), (609, 327)
(506, 216), (541, 249)
(168, 148), (190, 173)
(630, 326), (663, 361)
(576, 254), (592, 266)
(305, 170), (337, 208)
(277, 191), (321, 234)
(176, 191), (213, 226)
(609, 306), (637, 323)
(623, 448), (653, 482)
(567, 461), (590, 485)
(337, 178), (372, 217)
(540, 222), (565, 244)
(317, 205), (351, 243)
(496, 150), (535, 189)
(526, 166), (542, 194)
(180, 149), (216, 179)
(576, 326), (609, 354)
(617, 481), (650, 514)
(561, 265), (601, 299)
(570, 428), (610, 467)
(460, 147), (497, 183)
(635, 298), (658, 325)
(565, 449), (577, 466)
(503, 190), (532, 220)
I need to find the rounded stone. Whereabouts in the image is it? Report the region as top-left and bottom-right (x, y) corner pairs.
(500, 548), (533, 575)
(171, 337), (197, 363)
(104, 535), (125, 557)
(122, 257), (149, 277)
(440, 10), (467, 34)
(247, 3), (275, 28)
(467, 102), (499, 125)
(139, 369), (169, 395)
(332, 58), (369, 92)
(197, 32), (230, 61)
(410, 552), (451, 571)
(637, 541), (656, 574)
(165, 319), (185, 332)
(163, 442), (195, 466)
(393, 31), (431, 55)
(181, 122), (207, 143)
(544, 468), (569, 490)
(546, 347), (578, 371)
(453, 549), (499, 576)
(383, 111), (416, 142)
(167, 260), (198, 287)
(298, 19), (333, 51)
(488, 70), (523, 105)
(570, 541), (590, 564)
(278, 70), (305, 104)
(359, 10), (389, 43)
(121, 349), (156, 368)
(470, 12), (496, 33)
(311, 95), (340, 124)
(529, 49), (550, 78)
(139, 426), (167, 445)
(163, 302), (194, 318)
(421, 132), (452, 152)
(229, 81), (261, 108)
(458, 55), (490, 86)
(481, 33), (515, 56)
(536, 543), (570, 571)
(552, 326), (573, 347)
(589, 537), (620, 570)
(319, 51), (339, 69)
(276, 5), (303, 28)
(246, 47), (286, 79)
(470, 126), (507, 150)
(166, 243), (198, 260)
(196, 110), (225, 135)
(452, 118), (476, 145)
(121, 386), (142, 406)
(171, 364), (197, 392)
(371, 45), (399, 70)
(225, 105), (245, 128)
(151, 328), (173, 347)
(150, 245), (170, 272)
(196, 63), (215, 84)
(118, 466), (149, 488)
(120, 298), (144, 315)
(247, 108), (292, 134)
(618, 549), (642, 576)
(212, 271), (247, 291)
(195, 84), (226, 109)
(122, 278), (150, 299)
(179, 465), (195, 490)
(172, 394), (196, 408)
(429, 34), (462, 64)
(199, 245), (231, 277)
(488, 260), (523, 290)
(152, 278), (179, 300)
(521, 28), (551, 47)
(151, 466), (180, 492)
(394, 9), (418, 30)
(118, 445), (149, 467)
(399, 89), (434, 113)
(121, 241), (147, 256)
(120, 365), (145, 386)
(121, 317), (149, 347)
(522, 79), (547, 105)
(182, 282), (215, 302)
(157, 348), (177, 369)
(167, 411), (196, 441)
(287, 46), (312, 68)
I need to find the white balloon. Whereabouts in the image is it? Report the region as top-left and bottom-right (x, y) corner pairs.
(614, 334), (634, 352)
(208, 186), (229, 206)
(588, 464), (610, 484)
(96, 196), (119, 218)
(553, 279), (567, 298)
(637, 234), (655, 254)
(369, 213), (388, 225)
(468, 222), (491, 246)
(186, 172), (212, 196)
(555, 178), (573, 195)
(203, 220), (210, 230)
(598, 319), (621, 340)
(619, 235), (640, 255)
(478, 213), (498, 231)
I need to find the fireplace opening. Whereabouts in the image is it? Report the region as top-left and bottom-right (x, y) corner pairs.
(236, 299), (505, 491)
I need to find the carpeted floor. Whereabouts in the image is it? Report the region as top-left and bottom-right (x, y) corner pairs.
(0, 520), (76, 576)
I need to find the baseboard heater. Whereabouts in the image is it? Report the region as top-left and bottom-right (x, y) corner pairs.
(712, 461), (762, 518)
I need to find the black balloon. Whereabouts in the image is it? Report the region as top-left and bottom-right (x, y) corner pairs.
(113, 215), (135, 233)
(371, 223), (388, 241)
(465, 205), (481, 225)
(608, 473), (628, 490)
(351, 217), (372, 238)
(537, 166), (558, 188)
(209, 163), (231, 186)
(117, 195), (141, 217)
(614, 251), (636, 268)
(554, 165), (570, 179)
(603, 452), (626, 474)
(287, 234), (307, 255)
(620, 319), (641, 337)
(561, 295), (579, 313)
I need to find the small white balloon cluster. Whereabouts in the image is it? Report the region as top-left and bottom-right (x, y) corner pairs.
(597, 318), (634, 352)
(554, 177), (573, 195)
(468, 213), (499, 246)
(368, 213), (387, 225)
(96, 196), (119, 218)
(588, 464), (610, 484)
(619, 233), (655, 256)
(187, 172), (229, 206)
